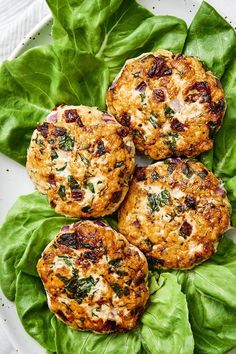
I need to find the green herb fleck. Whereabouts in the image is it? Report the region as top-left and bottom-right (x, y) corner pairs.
(182, 163), (193, 178)
(145, 238), (153, 249)
(97, 180), (103, 185)
(151, 171), (159, 181)
(85, 182), (95, 193)
(65, 275), (98, 303)
(80, 154), (89, 166)
(82, 205), (91, 213)
(51, 149), (58, 160)
(132, 130), (144, 140)
(79, 317), (85, 323)
(165, 106), (175, 118)
(58, 134), (74, 151)
(148, 189), (171, 213)
(111, 283), (124, 298)
(56, 163), (67, 171)
(126, 279), (132, 286)
(68, 175), (79, 189)
(140, 92), (146, 103)
(123, 287), (130, 296)
(163, 132), (179, 150)
(58, 256), (72, 267)
(92, 310), (99, 317)
(56, 274), (69, 283)
(115, 161), (124, 168)
(116, 270), (129, 277)
(108, 258), (122, 267)
(149, 112), (159, 128)
(35, 134), (44, 146)
(58, 185), (66, 201)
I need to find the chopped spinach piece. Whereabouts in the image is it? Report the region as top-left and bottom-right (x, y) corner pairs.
(132, 130), (144, 140)
(58, 256), (72, 267)
(140, 92), (146, 103)
(96, 139), (106, 156)
(65, 275), (98, 303)
(80, 154), (89, 166)
(123, 287), (130, 296)
(68, 175), (79, 189)
(56, 163), (67, 171)
(82, 205), (91, 213)
(148, 193), (159, 212)
(158, 189), (172, 207)
(91, 310), (99, 317)
(148, 189), (171, 213)
(108, 258), (122, 267)
(56, 273), (69, 283)
(110, 283), (124, 298)
(182, 163), (193, 178)
(145, 238), (153, 249)
(58, 185), (66, 201)
(116, 270), (129, 277)
(35, 134), (44, 146)
(58, 134), (74, 151)
(115, 161), (124, 168)
(151, 171), (160, 181)
(165, 106), (175, 117)
(51, 149), (58, 160)
(85, 182), (95, 193)
(149, 112), (159, 128)
(163, 132), (179, 150)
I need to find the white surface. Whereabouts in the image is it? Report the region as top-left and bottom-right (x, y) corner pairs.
(0, 0), (236, 353)
(0, 0), (49, 61)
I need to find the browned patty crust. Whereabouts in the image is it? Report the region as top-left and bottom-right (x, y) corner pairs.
(26, 105), (135, 218)
(106, 49), (225, 160)
(37, 220), (149, 333)
(118, 159), (231, 269)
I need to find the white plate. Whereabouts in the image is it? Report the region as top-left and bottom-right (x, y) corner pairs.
(0, 1), (236, 353)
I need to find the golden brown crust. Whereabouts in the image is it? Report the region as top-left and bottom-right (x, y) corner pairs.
(106, 50), (226, 160)
(26, 105), (135, 217)
(37, 220), (149, 333)
(118, 159), (231, 269)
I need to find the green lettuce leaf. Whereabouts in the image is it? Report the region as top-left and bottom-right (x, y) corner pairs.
(175, 237), (236, 354)
(16, 272), (56, 352)
(48, 0), (187, 75)
(1, 192), (194, 354)
(15, 272), (194, 354)
(0, 47), (109, 164)
(140, 273), (194, 354)
(0, 0), (188, 165)
(183, 2), (236, 222)
(184, 1), (236, 78)
(202, 57), (236, 226)
(213, 58), (236, 178)
(0, 192), (65, 300)
(1, 1), (236, 353)
(16, 272), (141, 354)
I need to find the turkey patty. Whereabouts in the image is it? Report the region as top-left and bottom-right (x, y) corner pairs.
(26, 105), (135, 217)
(106, 49), (225, 160)
(37, 220), (149, 333)
(118, 159), (231, 269)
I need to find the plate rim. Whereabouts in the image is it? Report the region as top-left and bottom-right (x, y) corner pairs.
(9, 13), (52, 61)
(1, 1), (236, 354)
